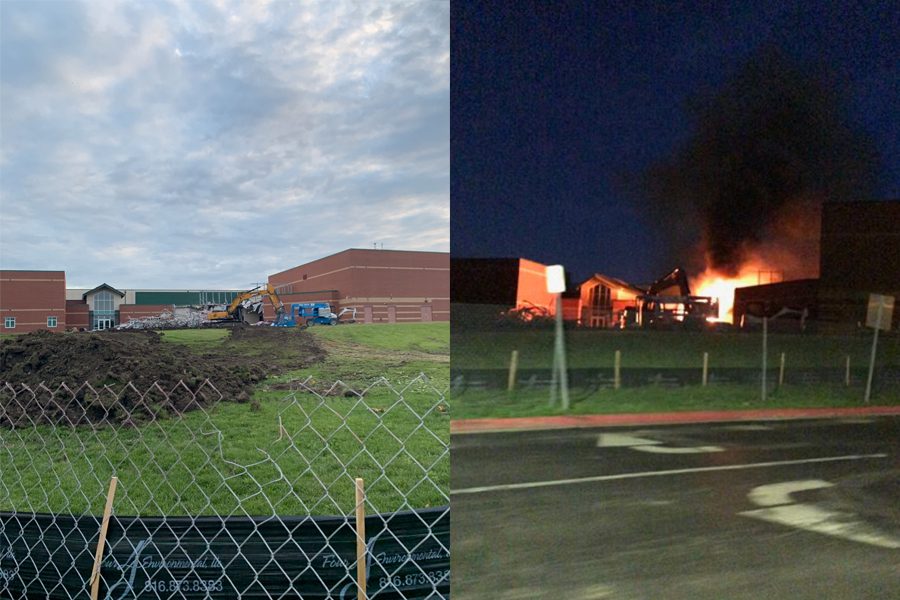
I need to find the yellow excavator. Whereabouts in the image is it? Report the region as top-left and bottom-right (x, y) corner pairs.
(206, 284), (286, 324)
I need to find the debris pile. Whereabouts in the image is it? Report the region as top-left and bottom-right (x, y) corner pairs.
(116, 310), (210, 330)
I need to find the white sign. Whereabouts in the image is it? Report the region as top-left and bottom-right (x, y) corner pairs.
(866, 294), (894, 331)
(546, 265), (565, 294)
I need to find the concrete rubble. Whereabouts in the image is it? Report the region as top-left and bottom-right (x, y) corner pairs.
(116, 309), (210, 330)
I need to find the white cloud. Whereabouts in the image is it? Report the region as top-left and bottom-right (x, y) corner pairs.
(0, 0), (448, 289)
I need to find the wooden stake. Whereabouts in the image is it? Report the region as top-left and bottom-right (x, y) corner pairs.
(702, 352), (709, 387)
(845, 355), (851, 387)
(779, 352), (786, 387)
(614, 350), (621, 390)
(507, 350), (519, 393)
(355, 478), (367, 600)
(90, 476), (118, 600)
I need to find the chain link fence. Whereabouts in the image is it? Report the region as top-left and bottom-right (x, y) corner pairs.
(1, 375), (450, 599)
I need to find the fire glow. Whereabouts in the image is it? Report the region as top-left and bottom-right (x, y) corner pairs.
(693, 261), (782, 323)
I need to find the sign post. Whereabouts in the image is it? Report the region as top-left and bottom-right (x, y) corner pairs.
(864, 294), (894, 404)
(761, 316), (768, 402)
(546, 265), (570, 410)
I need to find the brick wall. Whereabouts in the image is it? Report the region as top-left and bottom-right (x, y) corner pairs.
(65, 300), (90, 330)
(269, 249), (449, 323)
(0, 270), (66, 333)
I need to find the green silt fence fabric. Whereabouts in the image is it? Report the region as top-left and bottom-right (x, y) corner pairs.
(1, 508), (449, 599)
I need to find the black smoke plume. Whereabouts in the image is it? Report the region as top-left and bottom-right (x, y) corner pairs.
(640, 47), (880, 276)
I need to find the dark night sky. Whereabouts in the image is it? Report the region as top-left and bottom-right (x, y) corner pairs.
(451, 1), (899, 285)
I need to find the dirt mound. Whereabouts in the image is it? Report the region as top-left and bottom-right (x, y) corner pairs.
(222, 326), (329, 369)
(0, 330), (284, 427)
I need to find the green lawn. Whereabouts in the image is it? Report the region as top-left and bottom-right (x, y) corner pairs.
(310, 322), (449, 354)
(293, 322), (450, 390)
(451, 328), (900, 419)
(160, 328), (229, 348)
(452, 329), (900, 369)
(5, 388), (447, 516)
(2, 323), (449, 516)
(454, 384), (900, 420)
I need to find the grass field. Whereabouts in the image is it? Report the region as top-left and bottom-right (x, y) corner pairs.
(452, 328), (900, 369)
(454, 384), (900, 419)
(2, 323), (449, 516)
(452, 328), (900, 419)
(160, 327), (229, 347)
(295, 323), (449, 389)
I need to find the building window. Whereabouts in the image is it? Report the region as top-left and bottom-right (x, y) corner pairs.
(47, 316), (58, 328)
(94, 290), (115, 311)
(92, 290), (118, 330)
(588, 284), (611, 311)
(4, 317), (14, 329)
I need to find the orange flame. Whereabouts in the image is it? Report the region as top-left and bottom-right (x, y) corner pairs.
(693, 261), (783, 322)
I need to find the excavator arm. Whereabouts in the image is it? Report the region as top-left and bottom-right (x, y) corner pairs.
(207, 285), (286, 324)
(646, 267), (692, 297)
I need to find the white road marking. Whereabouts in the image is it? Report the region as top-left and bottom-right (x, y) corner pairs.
(597, 432), (724, 453)
(747, 480), (833, 506)
(633, 444), (724, 454)
(597, 433), (659, 447)
(741, 480), (900, 549)
(450, 453), (888, 495)
(639, 499), (674, 506)
(576, 583), (619, 598)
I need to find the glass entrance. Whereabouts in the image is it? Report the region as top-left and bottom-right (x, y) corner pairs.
(92, 290), (118, 330)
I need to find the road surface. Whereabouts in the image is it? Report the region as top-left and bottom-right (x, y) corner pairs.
(451, 417), (900, 599)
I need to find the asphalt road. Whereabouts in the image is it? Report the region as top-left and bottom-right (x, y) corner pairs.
(450, 417), (900, 599)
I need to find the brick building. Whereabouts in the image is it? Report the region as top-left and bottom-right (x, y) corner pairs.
(733, 200), (900, 331)
(450, 257), (555, 313)
(64, 287), (242, 330)
(0, 270), (67, 333)
(576, 273), (645, 328)
(1, 248), (449, 332)
(269, 249), (449, 323)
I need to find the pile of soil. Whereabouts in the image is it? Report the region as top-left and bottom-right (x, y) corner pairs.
(223, 325), (328, 368)
(0, 328), (325, 427)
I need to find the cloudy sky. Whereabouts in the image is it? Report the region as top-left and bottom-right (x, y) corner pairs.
(0, 0), (448, 289)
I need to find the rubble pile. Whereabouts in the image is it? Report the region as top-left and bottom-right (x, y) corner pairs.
(116, 310), (210, 330)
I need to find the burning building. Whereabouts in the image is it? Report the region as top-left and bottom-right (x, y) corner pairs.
(732, 200), (900, 331)
(637, 48), (883, 327)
